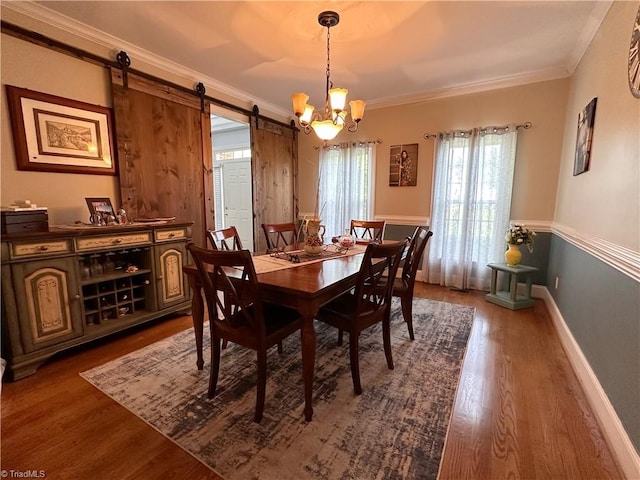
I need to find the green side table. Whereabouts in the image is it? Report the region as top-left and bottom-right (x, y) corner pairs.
(485, 263), (539, 310)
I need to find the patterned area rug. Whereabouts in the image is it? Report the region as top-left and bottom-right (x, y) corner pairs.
(81, 298), (475, 480)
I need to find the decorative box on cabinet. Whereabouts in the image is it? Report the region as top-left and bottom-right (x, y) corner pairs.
(1, 222), (192, 380)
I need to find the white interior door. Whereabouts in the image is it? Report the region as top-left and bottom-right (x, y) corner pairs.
(210, 110), (253, 250)
(222, 160), (254, 250)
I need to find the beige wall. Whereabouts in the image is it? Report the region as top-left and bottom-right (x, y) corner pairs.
(554, 1), (640, 250)
(298, 78), (570, 224)
(1, 33), (118, 225)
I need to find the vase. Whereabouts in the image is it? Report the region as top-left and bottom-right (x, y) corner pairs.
(303, 217), (325, 255)
(505, 244), (522, 266)
(337, 229), (355, 251)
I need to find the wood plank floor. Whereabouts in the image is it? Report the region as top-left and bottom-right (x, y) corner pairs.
(1, 284), (623, 479)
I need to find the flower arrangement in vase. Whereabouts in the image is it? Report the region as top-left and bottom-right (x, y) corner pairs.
(504, 224), (536, 266)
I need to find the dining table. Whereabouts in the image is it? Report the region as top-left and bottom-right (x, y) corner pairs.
(183, 243), (376, 422)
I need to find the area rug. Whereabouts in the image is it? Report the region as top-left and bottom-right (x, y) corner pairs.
(81, 298), (475, 480)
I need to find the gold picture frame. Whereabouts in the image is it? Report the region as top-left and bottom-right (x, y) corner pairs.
(6, 85), (116, 175)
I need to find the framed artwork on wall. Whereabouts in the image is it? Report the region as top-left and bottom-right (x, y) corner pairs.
(573, 97), (597, 176)
(5, 85), (116, 175)
(389, 143), (418, 186)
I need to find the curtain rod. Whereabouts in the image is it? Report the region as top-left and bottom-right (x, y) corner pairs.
(313, 138), (383, 150)
(423, 122), (532, 139)
(1, 21), (294, 131)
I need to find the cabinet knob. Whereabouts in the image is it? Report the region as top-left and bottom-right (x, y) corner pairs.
(75, 294), (81, 299)
(144, 280), (150, 285)
(39, 245), (49, 251)
(168, 233), (175, 238)
(114, 238), (123, 244)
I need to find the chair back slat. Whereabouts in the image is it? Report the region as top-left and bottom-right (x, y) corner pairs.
(207, 226), (243, 251)
(350, 220), (386, 242)
(353, 242), (405, 315)
(401, 227), (433, 286)
(261, 223), (299, 250)
(188, 244), (265, 337)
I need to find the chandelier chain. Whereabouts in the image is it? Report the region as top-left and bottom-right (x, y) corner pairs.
(325, 25), (332, 112)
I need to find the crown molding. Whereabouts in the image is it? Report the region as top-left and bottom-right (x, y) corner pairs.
(552, 222), (640, 283)
(566, 1), (613, 74)
(368, 67), (571, 110)
(2, 1), (291, 120)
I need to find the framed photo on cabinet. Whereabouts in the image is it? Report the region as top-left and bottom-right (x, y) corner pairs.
(5, 85), (116, 175)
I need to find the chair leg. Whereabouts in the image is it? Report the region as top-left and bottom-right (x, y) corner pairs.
(208, 337), (222, 399)
(254, 349), (267, 423)
(348, 332), (362, 395)
(400, 295), (415, 341)
(277, 341), (283, 354)
(222, 339), (229, 349)
(383, 312), (395, 370)
(337, 329), (344, 346)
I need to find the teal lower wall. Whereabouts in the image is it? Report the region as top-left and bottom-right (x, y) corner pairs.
(547, 235), (640, 452)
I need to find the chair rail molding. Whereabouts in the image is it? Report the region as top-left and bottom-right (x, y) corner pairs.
(552, 222), (640, 283)
(509, 219), (553, 233)
(374, 215), (430, 226)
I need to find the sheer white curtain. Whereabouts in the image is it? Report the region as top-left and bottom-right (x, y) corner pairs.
(425, 126), (518, 290)
(318, 142), (374, 238)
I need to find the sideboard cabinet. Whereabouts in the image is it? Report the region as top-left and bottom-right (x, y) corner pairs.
(1, 222), (192, 380)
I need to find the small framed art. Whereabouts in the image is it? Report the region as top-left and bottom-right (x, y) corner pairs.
(86, 197), (117, 224)
(389, 143), (418, 186)
(573, 97), (597, 176)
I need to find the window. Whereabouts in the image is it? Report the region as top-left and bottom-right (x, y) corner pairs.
(318, 142), (375, 238)
(426, 127), (518, 290)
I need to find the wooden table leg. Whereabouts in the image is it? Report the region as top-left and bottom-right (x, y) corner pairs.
(187, 274), (204, 370)
(299, 309), (317, 422)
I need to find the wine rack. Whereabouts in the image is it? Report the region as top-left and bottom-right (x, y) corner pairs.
(79, 247), (154, 326)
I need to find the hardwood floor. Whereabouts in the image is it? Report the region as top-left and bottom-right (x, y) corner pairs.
(1, 284), (623, 479)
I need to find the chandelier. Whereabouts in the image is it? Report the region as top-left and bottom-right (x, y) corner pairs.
(291, 11), (366, 141)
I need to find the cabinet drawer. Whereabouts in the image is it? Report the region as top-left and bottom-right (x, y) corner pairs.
(155, 228), (188, 242)
(10, 239), (72, 259)
(76, 232), (152, 251)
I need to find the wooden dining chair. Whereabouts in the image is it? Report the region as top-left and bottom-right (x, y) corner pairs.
(315, 241), (405, 395)
(350, 220), (386, 243)
(206, 226), (244, 350)
(207, 226), (243, 251)
(187, 244), (304, 423)
(261, 222), (299, 250)
(391, 227), (433, 340)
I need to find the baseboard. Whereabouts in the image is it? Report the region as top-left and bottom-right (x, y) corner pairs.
(540, 287), (640, 479)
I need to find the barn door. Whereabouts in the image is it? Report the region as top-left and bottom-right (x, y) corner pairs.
(111, 69), (214, 246)
(250, 115), (298, 252)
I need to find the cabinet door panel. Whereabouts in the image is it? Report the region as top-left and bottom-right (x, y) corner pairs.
(155, 243), (188, 309)
(11, 258), (83, 352)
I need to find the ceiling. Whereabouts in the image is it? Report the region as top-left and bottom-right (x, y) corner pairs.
(6, 1), (612, 118)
